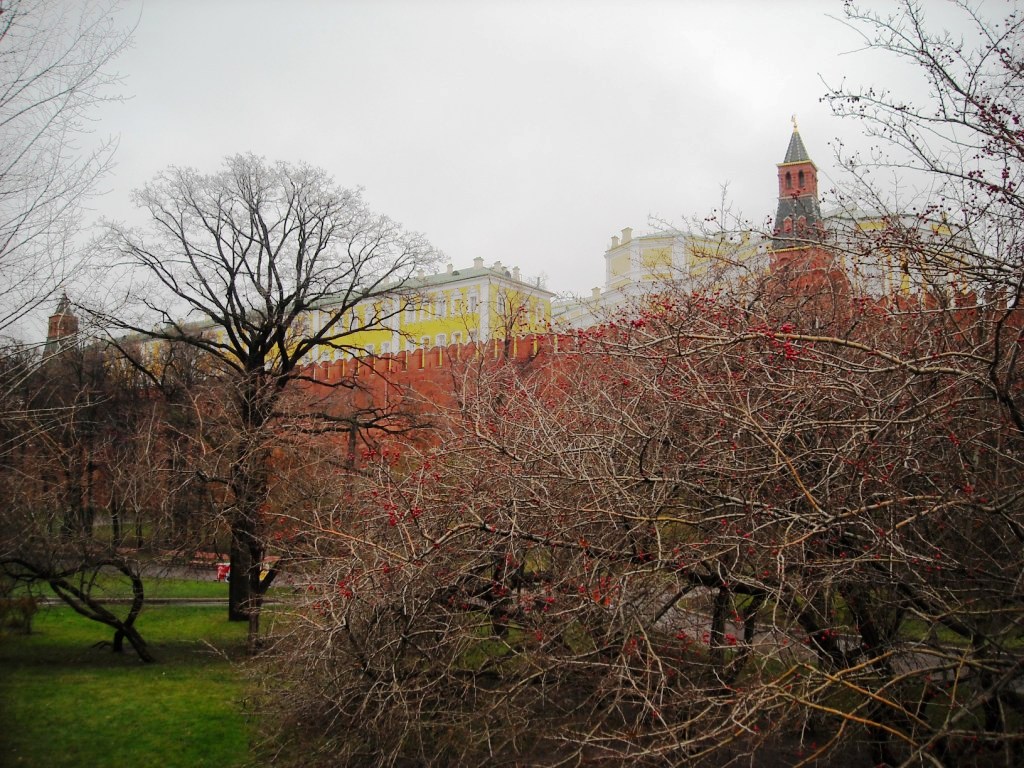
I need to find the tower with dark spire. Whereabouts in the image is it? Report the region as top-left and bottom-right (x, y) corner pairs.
(772, 117), (824, 251)
(43, 293), (79, 358)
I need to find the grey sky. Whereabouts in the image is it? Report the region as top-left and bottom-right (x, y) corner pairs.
(80, 0), (961, 299)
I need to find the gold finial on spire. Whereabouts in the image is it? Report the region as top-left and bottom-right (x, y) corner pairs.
(791, 113), (798, 132)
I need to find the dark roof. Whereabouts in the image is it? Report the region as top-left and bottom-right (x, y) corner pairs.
(782, 129), (811, 164)
(396, 264), (553, 295)
(772, 194), (824, 250)
(54, 293), (72, 315)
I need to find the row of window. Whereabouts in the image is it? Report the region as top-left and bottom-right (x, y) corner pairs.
(311, 330), (485, 363)
(405, 293), (480, 322)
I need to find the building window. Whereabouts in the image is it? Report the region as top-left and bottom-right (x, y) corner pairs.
(381, 341), (391, 355)
(365, 344), (374, 356)
(436, 333), (446, 348)
(435, 296), (446, 317)
(452, 331), (462, 345)
(468, 292), (479, 313)
(798, 169), (805, 188)
(405, 303), (416, 323)
(785, 171), (792, 189)
(421, 336), (431, 349)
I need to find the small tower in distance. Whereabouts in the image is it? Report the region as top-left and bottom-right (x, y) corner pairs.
(43, 293), (79, 358)
(768, 119), (850, 316)
(771, 116), (825, 254)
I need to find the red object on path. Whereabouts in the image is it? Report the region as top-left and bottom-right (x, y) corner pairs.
(216, 563), (230, 582)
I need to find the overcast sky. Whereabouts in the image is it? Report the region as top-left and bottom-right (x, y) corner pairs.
(80, 0), (971, 299)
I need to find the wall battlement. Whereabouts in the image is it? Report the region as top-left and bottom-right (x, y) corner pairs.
(299, 333), (571, 386)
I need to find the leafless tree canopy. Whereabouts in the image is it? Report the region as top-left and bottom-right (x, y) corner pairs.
(0, 0), (128, 338)
(99, 154), (435, 635)
(825, 0), (1024, 293)
(255, 279), (1024, 766)
(106, 154), (434, 373)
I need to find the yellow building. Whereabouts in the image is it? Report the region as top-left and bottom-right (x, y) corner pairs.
(602, 226), (765, 292)
(301, 258), (554, 364)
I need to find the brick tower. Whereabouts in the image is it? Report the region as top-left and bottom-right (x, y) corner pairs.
(768, 119), (849, 313)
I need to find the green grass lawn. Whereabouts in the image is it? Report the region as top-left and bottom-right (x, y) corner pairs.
(110, 575), (233, 600)
(0, 602), (254, 768)
(6, 572), (234, 602)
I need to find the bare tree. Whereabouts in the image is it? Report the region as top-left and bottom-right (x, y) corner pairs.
(1, 553), (152, 662)
(0, 332), (154, 661)
(255, 265), (1024, 766)
(824, 1), (1024, 295)
(0, 0), (129, 338)
(99, 154), (435, 642)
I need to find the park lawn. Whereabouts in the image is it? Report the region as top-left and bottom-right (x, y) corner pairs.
(6, 573), (233, 602)
(132, 575), (232, 600)
(0, 602), (254, 768)
(39, 573), (233, 601)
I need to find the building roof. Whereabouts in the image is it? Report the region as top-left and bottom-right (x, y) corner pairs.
(781, 128), (812, 165)
(398, 263), (554, 296)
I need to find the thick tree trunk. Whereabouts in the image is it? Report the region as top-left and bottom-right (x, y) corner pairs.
(226, 379), (275, 641)
(112, 624), (153, 662)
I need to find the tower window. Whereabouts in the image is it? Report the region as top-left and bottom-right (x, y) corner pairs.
(785, 171), (792, 190)
(798, 170), (805, 187)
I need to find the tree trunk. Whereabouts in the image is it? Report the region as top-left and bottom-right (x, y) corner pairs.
(227, 483), (268, 628)
(228, 532), (253, 622)
(110, 497), (123, 548)
(112, 625), (154, 662)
